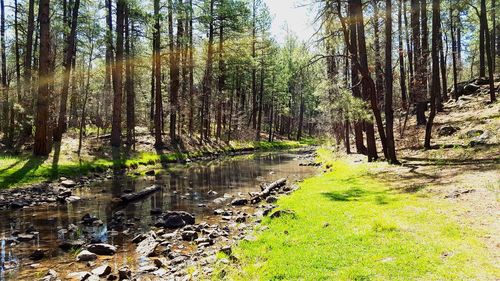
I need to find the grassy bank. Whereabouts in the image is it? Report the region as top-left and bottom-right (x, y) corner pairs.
(217, 148), (498, 280)
(0, 140), (311, 189)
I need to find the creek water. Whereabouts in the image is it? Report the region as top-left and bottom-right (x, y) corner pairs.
(0, 149), (317, 280)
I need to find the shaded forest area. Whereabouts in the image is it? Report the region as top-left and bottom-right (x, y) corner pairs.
(0, 0), (497, 163)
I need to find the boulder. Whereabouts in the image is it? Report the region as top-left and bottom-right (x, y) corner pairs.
(91, 265), (112, 277)
(438, 126), (459, 136)
(466, 129), (484, 138)
(65, 196), (81, 203)
(81, 213), (99, 225)
(61, 180), (77, 188)
(160, 211), (195, 229)
(269, 209), (296, 219)
(231, 198), (248, 206)
(76, 250), (97, 262)
(136, 235), (158, 257)
(39, 269), (58, 281)
(181, 230), (198, 241)
(66, 272), (91, 281)
(118, 266), (132, 280)
(87, 244), (117, 256)
(265, 196), (278, 203)
(30, 249), (45, 261)
(17, 234), (35, 242)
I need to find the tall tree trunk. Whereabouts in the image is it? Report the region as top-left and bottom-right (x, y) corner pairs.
(450, 2), (458, 100)
(385, 0), (398, 164)
(104, 0), (113, 133)
(373, 0), (384, 110)
(217, 15), (225, 140)
(256, 57), (264, 140)
(54, 0), (80, 141)
(13, 0), (21, 143)
(125, 3), (135, 147)
(481, 0), (496, 103)
(438, 28), (446, 110)
(168, 0), (180, 145)
(479, 0), (485, 77)
(23, 0), (35, 135)
(153, 0), (163, 147)
(404, 0), (414, 102)
(251, 0), (257, 129)
(78, 32), (95, 156)
(411, 0), (426, 125)
(398, 0), (408, 109)
(33, 0), (51, 156)
(0, 0), (8, 141)
(188, 0), (194, 135)
(201, 0), (214, 141)
(111, 0), (125, 147)
(354, 0), (387, 161)
(424, 0), (440, 149)
(348, 0), (366, 155)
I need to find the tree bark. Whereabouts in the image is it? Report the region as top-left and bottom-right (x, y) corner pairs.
(125, 3), (135, 147)
(385, 0), (398, 164)
(111, 0), (125, 147)
(22, 0), (35, 135)
(33, 0), (51, 156)
(372, 0), (384, 110)
(424, 0), (440, 149)
(411, 0), (426, 125)
(201, 0), (215, 141)
(0, 0), (8, 141)
(348, 0), (366, 155)
(168, 0), (180, 145)
(54, 0), (80, 141)
(481, 0), (496, 103)
(353, 0), (386, 161)
(153, 0), (163, 147)
(450, 2), (458, 100)
(398, 0), (408, 109)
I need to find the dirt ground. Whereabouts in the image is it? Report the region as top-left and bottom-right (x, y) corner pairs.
(367, 88), (499, 268)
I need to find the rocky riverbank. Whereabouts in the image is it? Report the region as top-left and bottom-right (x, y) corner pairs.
(32, 177), (303, 281)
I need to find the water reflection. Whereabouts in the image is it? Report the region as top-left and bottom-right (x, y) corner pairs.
(0, 149), (316, 279)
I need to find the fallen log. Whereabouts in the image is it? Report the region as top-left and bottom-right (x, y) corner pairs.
(119, 185), (161, 203)
(250, 178), (286, 204)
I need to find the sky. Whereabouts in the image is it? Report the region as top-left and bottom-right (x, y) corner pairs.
(263, 0), (317, 45)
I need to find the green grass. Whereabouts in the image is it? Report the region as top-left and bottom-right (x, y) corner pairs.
(0, 140), (312, 189)
(217, 148), (498, 280)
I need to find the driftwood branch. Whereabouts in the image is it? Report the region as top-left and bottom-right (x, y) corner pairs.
(250, 178), (287, 204)
(120, 185), (161, 203)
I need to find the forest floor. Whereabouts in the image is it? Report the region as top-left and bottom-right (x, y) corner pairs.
(216, 90), (499, 280)
(0, 130), (313, 189)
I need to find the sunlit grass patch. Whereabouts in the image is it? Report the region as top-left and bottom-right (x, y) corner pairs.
(217, 151), (498, 280)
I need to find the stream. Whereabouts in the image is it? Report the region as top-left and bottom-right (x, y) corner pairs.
(0, 148), (318, 280)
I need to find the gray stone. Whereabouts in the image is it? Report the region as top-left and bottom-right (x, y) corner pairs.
(181, 230), (198, 241)
(87, 243), (117, 256)
(76, 250), (97, 262)
(118, 266), (131, 280)
(269, 209), (296, 219)
(30, 249), (45, 261)
(66, 271), (91, 281)
(231, 198), (248, 206)
(136, 235), (158, 257)
(91, 265), (112, 277)
(59, 240), (85, 251)
(438, 126), (459, 136)
(61, 180), (77, 188)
